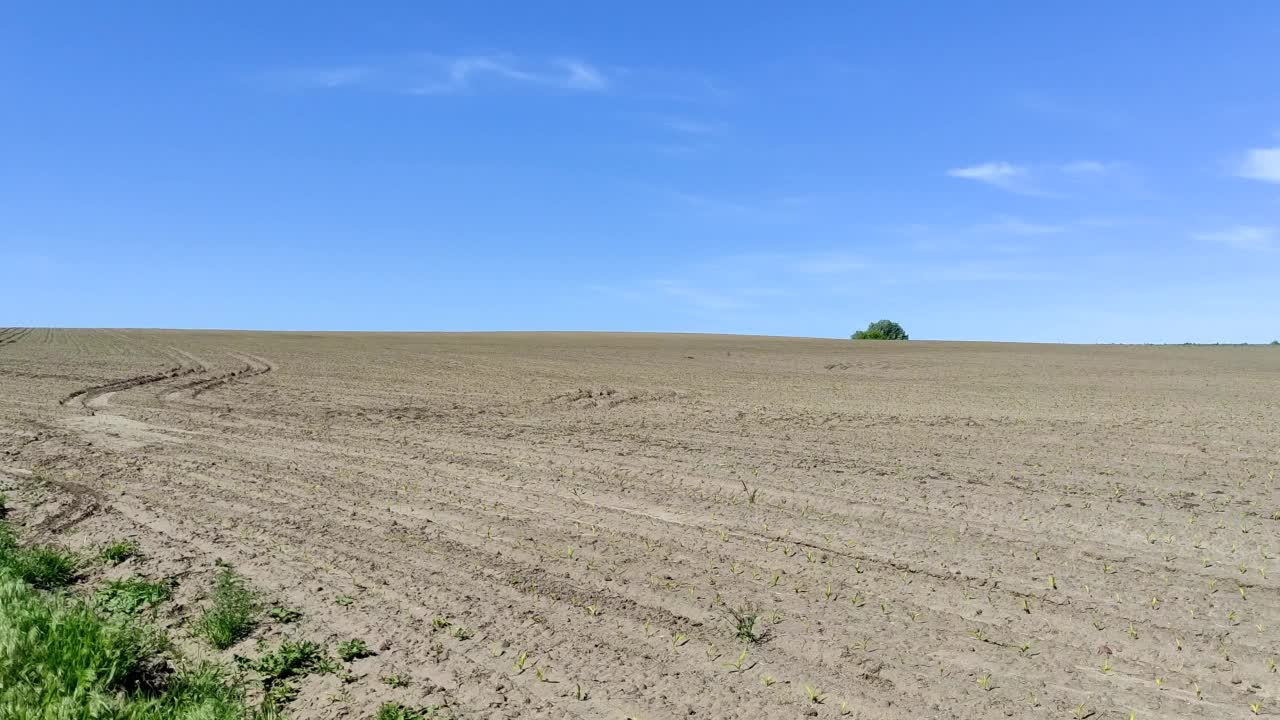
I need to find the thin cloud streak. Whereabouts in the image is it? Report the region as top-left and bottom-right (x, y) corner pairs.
(266, 54), (610, 96)
(1192, 225), (1275, 251)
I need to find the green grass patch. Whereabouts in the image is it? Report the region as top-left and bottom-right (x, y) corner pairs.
(100, 538), (142, 565)
(0, 523), (79, 589)
(195, 568), (261, 649)
(0, 517), (272, 719)
(0, 573), (262, 719)
(96, 576), (176, 615)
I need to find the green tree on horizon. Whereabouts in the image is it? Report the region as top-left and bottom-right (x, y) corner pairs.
(851, 319), (909, 340)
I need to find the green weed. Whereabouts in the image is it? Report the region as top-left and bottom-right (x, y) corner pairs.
(337, 638), (373, 662)
(194, 569), (261, 649)
(725, 604), (765, 644)
(96, 576), (176, 615)
(267, 606), (302, 623)
(100, 539), (142, 566)
(248, 639), (337, 687)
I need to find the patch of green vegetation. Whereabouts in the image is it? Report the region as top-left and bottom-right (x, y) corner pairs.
(244, 639), (337, 688)
(0, 516), (271, 719)
(851, 319), (909, 340)
(267, 605), (302, 623)
(0, 568), (261, 719)
(337, 638), (373, 662)
(195, 569), (261, 649)
(96, 576), (176, 615)
(382, 673), (412, 688)
(0, 524), (79, 589)
(100, 538), (142, 565)
(375, 702), (451, 720)
(334, 594), (354, 606)
(726, 604), (765, 644)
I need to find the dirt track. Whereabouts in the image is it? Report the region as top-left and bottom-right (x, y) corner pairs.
(1, 329), (1278, 719)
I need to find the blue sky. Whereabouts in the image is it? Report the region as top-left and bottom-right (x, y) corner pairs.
(3, 3), (1279, 343)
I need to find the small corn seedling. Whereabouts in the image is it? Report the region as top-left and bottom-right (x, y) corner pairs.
(1251, 702), (1262, 715)
(512, 651), (531, 675)
(1101, 658), (1113, 674)
(761, 675), (775, 687)
(451, 625), (472, 640)
(671, 632), (688, 648)
(976, 672), (994, 691)
(804, 685), (824, 704)
(725, 650), (749, 672)
(431, 616), (451, 630)
(1127, 622), (1138, 640)
(1155, 676), (1164, 688)
(1048, 574), (1057, 590)
(574, 683), (589, 701)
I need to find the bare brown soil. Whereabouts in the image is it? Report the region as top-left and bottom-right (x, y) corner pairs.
(1, 328), (1278, 719)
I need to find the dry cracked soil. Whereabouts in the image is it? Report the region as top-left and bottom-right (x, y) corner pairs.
(1, 327), (1278, 719)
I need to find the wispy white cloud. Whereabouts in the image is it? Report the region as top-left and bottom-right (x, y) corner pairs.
(1236, 146), (1280, 183)
(660, 117), (722, 135)
(410, 55), (609, 94)
(267, 54), (610, 96)
(948, 159), (1133, 197)
(947, 162), (1035, 194)
(1060, 160), (1116, 175)
(974, 215), (1065, 236)
(1192, 225), (1275, 251)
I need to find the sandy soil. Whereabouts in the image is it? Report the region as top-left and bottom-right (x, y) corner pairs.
(1, 328), (1278, 719)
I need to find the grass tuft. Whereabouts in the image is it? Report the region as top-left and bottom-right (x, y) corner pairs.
(100, 539), (142, 565)
(195, 569), (261, 649)
(725, 604), (766, 644)
(0, 524), (79, 589)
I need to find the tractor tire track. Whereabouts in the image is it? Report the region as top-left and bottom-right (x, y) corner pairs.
(61, 364), (199, 414)
(167, 352), (274, 400)
(0, 327), (33, 346)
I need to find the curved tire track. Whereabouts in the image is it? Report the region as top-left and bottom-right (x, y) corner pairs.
(60, 365), (198, 414)
(164, 352), (274, 400)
